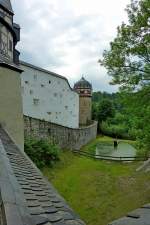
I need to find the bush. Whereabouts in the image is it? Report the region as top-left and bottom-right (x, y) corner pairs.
(25, 138), (60, 168)
(101, 121), (132, 139)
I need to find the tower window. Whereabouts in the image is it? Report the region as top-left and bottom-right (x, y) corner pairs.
(9, 40), (12, 51)
(49, 80), (51, 84)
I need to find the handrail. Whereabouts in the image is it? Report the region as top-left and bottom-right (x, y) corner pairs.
(73, 150), (149, 161)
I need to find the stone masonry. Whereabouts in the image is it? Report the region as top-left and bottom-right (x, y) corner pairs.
(24, 116), (97, 150)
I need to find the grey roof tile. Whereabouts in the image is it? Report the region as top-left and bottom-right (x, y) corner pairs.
(0, 127), (86, 225)
(47, 212), (63, 222)
(108, 207), (150, 225)
(32, 215), (49, 225)
(44, 206), (58, 214)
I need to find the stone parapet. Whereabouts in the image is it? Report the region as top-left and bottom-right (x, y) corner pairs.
(24, 116), (97, 150)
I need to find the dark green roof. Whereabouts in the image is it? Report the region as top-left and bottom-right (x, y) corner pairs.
(0, 0), (13, 14)
(74, 77), (92, 89)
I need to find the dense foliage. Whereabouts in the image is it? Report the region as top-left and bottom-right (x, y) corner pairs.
(98, 0), (150, 155)
(92, 89), (150, 156)
(92, 92), (132, 139)
(25, 139), (60, 168)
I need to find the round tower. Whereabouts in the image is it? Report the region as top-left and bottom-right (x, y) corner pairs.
(74, 76), (92, 126)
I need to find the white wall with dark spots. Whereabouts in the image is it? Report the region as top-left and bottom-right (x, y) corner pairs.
(21, 62), (79, 128)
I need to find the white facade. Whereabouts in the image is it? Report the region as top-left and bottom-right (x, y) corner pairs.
(21, 61), (79, 128)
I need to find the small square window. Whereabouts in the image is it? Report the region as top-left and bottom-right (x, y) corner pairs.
(33, 98), (39, 105)
(49, 80), (51, 84)
(41, 84), (45, 87)
(25, 81), (29, 84)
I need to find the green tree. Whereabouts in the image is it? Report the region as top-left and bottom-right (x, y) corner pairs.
(99, 0), (150, 154)
(100, 0), (150, 91)
(96, 99), (115, 132)
(97, 99), (115, 123)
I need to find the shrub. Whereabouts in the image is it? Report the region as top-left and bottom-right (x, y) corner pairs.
(101, 121), (132, 139)
(24, 138), (60, 168)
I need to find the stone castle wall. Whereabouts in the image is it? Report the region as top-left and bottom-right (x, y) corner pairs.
(24, 116), (97, 150)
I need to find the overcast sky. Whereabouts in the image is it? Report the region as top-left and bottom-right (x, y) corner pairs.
(12, 0), (130, 92)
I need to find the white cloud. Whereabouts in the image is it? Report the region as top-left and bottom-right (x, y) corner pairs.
(12, 0), (130, 92)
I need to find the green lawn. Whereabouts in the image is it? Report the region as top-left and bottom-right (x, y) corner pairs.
(42, 137), (150, 225)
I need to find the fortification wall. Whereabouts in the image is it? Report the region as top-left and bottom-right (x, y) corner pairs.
(24, 116), (97, 150)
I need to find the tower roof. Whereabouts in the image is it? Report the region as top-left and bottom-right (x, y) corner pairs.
(74, 76), (92, 89)
(0, 0), (13, 14)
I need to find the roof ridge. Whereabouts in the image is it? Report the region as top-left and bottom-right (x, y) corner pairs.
(0, 0), (13, 14)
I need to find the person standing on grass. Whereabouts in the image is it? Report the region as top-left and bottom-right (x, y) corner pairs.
(114, 138), (118, 149)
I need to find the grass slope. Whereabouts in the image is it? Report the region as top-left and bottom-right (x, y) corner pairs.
(42, 137), (150, 225)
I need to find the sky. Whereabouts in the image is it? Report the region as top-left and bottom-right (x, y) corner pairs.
(12, 0), (130, 92)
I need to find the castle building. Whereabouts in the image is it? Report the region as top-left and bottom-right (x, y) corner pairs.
(0, 0), (24, 150)
(74, 77), (92, 126)
(0, 0), (96, 151)
(21, 63), (97, 150)
(20, 61), (79, 128)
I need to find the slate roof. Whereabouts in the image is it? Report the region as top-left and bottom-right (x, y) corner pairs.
(0, 126), (86, 225)
(74, 77), (92, 90)
(0, 0), (13, 14)
(108, 204), (150, 225)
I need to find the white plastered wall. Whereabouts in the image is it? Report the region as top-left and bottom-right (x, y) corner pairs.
(21, 63), (79, 128)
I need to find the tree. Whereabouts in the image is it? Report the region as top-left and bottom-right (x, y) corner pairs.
(99, 0), (150, 154)
(96, 99), (115, 132)
(100, 0), (150, 91)
(97, 99), (115, 123)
